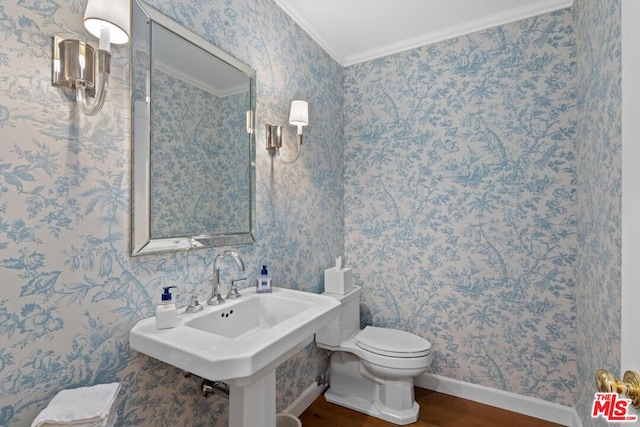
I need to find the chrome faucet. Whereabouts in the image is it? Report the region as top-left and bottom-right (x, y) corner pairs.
(208, 250), (245, 305)
(226, 278), (246, 300)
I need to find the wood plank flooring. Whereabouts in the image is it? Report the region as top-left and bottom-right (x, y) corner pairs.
(298, 388), (566, 427)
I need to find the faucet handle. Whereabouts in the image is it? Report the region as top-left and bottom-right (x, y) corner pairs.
(226, 278), (246, 300)
(207, 291), (225, 306)
(185, 293), (204, 313)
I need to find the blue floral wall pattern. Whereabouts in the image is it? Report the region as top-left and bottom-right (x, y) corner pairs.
(343, 0), (622, 420)
(0, 0), (623, 425)
(0, 0), (343, 425)
(344, 8), (579, 406)
(574, 0), (621, 425)
(150, 70), (249, 237)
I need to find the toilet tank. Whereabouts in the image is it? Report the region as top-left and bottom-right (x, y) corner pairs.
(316, 286), (362, 347)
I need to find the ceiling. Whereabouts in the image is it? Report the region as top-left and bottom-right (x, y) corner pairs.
(273, 0), (574, 66)
(154, 22), (248, 98)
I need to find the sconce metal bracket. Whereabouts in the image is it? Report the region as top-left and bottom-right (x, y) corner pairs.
(265, 124), (282, 151)
(51, 35), (96, 97)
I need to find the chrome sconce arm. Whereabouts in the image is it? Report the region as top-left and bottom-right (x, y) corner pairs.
(76, 48), (110, 116)
(52, 0), (129, 116)
(266, 100), (309, 163)
(52, 36), (111, 116)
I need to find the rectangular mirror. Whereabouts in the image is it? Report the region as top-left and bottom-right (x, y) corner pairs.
(131, 0), (256, 256)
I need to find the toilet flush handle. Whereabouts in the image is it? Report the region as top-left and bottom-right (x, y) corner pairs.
(595, 369), (640, 408)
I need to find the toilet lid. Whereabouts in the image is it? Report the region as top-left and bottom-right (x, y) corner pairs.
(356, 326), (431, 357)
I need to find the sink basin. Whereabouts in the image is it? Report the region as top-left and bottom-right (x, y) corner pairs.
(185, 295), (313, 340)
(129, 287), (340, 385)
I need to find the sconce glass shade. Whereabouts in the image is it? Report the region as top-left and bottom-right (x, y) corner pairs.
(75, 51), (109, 116)
(289, 100), (309, 134)
(83, 0), (130, 46)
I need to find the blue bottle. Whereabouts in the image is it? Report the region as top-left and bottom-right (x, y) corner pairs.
(256, 265), (272, 293)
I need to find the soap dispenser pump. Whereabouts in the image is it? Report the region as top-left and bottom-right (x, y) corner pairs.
(156, 286), (177, 330)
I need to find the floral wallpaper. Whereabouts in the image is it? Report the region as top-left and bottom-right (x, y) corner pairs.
(0, 0), (343, 425)
(0, 0), (623, 425)
(344, 8), (579, 405)
(150, 70), (249, 238)
(344, 0), (621, 421)
(574, 0), (622, 425)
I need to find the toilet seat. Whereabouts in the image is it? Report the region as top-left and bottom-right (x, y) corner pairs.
(356, 326), (431, 358)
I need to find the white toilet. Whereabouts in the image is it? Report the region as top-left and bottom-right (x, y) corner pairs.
(315, 286), (432, 425)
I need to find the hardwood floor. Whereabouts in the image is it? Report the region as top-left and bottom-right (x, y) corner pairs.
(298, 388), (566, 427)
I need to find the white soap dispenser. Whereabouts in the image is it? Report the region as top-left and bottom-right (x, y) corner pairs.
(156, 286), (177, 330)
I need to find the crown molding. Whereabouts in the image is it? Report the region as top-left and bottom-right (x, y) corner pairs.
(155, 60), (247, 98)
(344, 0), (574, 66)
(274, 0), (574, 67)
(272, 0), (347, 65)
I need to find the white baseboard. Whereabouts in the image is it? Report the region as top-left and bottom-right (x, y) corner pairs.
(571, 410), (584, 427)
(287, 373), (583, 427)
(283, 382), (328, 417)
(414, 373), (583, 427)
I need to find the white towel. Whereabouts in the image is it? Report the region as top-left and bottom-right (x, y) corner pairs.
(31, 383), (120, 427)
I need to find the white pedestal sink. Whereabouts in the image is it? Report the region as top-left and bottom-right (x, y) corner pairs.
(129, 287), (340, 427)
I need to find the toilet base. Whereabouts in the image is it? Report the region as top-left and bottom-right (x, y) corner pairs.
(325, 388), (419, 425)
(323, 352), (420, 425)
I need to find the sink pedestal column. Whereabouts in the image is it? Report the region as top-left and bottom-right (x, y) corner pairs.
(228, 369), (276, 427)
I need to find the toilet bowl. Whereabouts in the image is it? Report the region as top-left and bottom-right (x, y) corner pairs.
(315, 286), (432, 425)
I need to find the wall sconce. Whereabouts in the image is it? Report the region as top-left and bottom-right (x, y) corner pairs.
(52, 0), (130, 116)
(266, 100), (308, 163)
